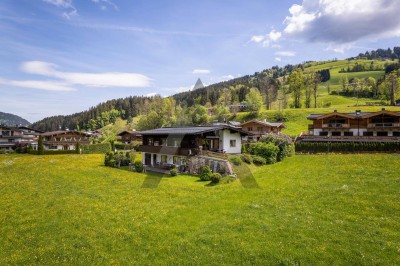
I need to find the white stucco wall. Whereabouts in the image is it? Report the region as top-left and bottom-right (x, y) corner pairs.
(220, 129), (242, 154)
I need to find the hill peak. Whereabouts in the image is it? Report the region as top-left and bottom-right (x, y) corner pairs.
(193, 78), (204, 90)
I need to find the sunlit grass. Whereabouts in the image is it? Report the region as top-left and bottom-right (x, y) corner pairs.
(1, 154), (399, 264)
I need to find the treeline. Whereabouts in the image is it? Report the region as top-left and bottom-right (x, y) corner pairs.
(352, 46), (400, 60)
(339, 61), (384, 73)
(32, 96), (157, 131)
(336, 69), (400, 104)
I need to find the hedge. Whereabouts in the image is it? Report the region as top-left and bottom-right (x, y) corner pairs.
(29, 150), (77, 155)
(115, 144), (131, 150)
(295, 141), (400, 153)
(81, 143), (111, 154)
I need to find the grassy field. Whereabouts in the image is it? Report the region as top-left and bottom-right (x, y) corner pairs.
(1, 154), (400, 264)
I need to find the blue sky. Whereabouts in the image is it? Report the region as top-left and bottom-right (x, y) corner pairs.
(1, 0), (400, 122)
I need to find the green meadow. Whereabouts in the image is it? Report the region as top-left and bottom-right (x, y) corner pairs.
(1, 154), (399, 264)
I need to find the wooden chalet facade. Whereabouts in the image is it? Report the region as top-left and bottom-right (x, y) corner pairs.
(41, 130), (90, 150)
(240, 119), (285, 141)
(138, 125), (251, 168)
(299, 109), (400, 142)
(0, 126), (42, 150)
(118, 130), (142, 144)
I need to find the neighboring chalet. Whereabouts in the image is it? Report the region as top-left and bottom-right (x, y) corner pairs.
(138, 125), (251, 168)
(240, 119), (285, 141)
(298, 109), (400, 142)
(0, 125), (42, 150)
(41, 130), (90, 150)
(118, 130), (142, 144)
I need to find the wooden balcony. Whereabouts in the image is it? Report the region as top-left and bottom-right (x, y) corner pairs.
(367, 123), (400, 128)
(322, 123), (350, 128)
(138, 145), (198, 156)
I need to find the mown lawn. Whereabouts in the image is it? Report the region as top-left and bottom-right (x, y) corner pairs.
(1, 154), (399, 264)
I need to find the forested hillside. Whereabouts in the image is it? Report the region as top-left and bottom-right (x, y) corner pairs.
(0, 111), (30, 126)
(32, 47), (400, 132)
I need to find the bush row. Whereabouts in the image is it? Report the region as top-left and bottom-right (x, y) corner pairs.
(241, 133), (295, 165)
(104, 151), (131, 168)
(29, 150), (77, 155)
(81, 143), (111, 154)
(295, 141), (400, 153)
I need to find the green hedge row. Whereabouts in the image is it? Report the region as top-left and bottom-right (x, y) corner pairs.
(115, 144), (131, 150)
(81, 143), (111, 154)
(295, 141), (400, 153)
(29, 150), (77, 155)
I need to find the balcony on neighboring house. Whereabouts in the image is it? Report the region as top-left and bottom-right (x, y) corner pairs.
(367, 123), (400, 128)
(322, 123), (350, 128)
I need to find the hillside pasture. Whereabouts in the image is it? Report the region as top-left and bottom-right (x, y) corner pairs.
(1, 154), (399, 264)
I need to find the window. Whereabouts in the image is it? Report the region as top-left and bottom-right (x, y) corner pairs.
(173, 139), (180, 147)
(148, 138), (154, 145)
(319, 131), (328, 136)
(247, 127), (253, 131)
(173, 156), (179, 164)
(332, 132), (341, 136)
(393, 132), (400, 136)
(161, 138), (167, 146)
(377, 131), (388, 136)
(363, 132), (373, 136)
(230, 139), (236, 147)
(344, 132), (353, 136)
(161, 155), (167, 163)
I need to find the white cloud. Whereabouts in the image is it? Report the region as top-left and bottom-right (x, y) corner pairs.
(43, 0), (73, 8)
(219, 75), (235, 81)
(192, 69), (210, 74)
(0, 78), (76, 92)
(21, 61), (151, 88)
(275, 57), (281, 62)
(91, 0), (119, 11)
(283, 0), (400, 45)
(250, 29), (282, 47)
(275, 51), (296, 57)
(43, 0), (78, 19)
(145, 92), (158, 97)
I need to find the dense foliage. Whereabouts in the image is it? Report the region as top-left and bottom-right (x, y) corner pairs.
(104, 151), (131, 168)
(295, 141), (400, 153)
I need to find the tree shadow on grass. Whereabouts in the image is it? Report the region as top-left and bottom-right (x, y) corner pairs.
(234, 163), (261, 189)
(141, 173), (164, 188)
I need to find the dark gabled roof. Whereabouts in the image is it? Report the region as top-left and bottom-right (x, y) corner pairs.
(18, 126), (44, 133)
(139, 125), (252, 136)
(41, 130), (89, 137)
(307, 110), (400, 120)
(118, 130), (142, 136)
(240, 119), (285, 128)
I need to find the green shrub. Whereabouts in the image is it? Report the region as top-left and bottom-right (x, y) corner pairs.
(199, 166), (212, 181)
(130, 141), (141, 151)
(134, 160), (143, 172)
(240, 154), (253, 164)
(218, 165), (226, 175)
(252, 155), (266, 165)
(253, 142), (279, 164)
(211, 173), (222, 184)
(81, 143), (111, 154)
(170, 168), (177, 176)
(228, 155), (242, 166)
(115, 144), (131, 150)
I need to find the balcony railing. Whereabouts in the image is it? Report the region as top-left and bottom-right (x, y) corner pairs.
(322, 123), (349, 128)
(368, 123), (400, 128)
(138, 145), (197, 156)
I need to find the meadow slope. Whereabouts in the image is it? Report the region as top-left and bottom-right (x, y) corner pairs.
(1, 154), (399, 264)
